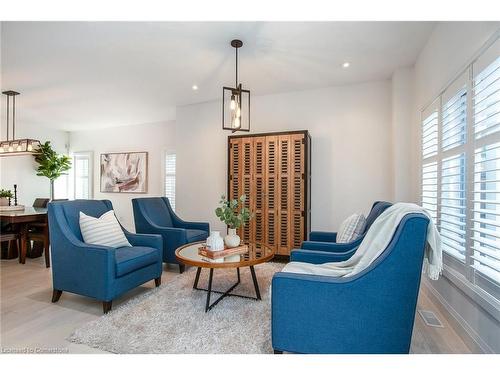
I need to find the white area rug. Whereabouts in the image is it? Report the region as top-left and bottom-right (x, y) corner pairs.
(68, 262), (284, 353)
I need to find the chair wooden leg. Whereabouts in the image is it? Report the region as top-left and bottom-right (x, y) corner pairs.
(154, 277), (161, 287)
(103, 301), (112, 314)
(179, 264), (185, 274)
(51, 289), (62, 303)
(44, 230), (50, 268)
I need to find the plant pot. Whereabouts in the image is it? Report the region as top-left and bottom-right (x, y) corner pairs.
(224, 228), (241, 248)
(0, 197), (9, 206)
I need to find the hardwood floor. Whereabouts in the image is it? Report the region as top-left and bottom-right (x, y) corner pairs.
(0, 257), (475, 354)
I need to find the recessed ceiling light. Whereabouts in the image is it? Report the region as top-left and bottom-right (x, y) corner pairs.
(192, 85), (198, 91)
(342, 62), (350, 68)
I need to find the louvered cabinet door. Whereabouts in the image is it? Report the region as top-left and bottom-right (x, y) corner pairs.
(277, 135), (291, 255)
(290, 134), (305, 249)
(240, 137), (253, 242)
(252, 137), (266, 246)
(229, 138), (242, 208)
(264, 136), (278, 252)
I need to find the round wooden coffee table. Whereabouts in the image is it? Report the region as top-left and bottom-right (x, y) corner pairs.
(175, 241), (274, 312)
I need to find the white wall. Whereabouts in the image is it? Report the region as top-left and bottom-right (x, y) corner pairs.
(412, 22), (500, 353)
(69, 121), (176, 231)
(176, 80), (393, 233)
(391, 67), (414, 202)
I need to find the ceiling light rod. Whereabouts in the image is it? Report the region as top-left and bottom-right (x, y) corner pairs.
(3, 90), (19, 141)
(232, 39), (243, 88)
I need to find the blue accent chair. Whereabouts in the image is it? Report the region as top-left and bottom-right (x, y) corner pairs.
(300, 201), (392, 261)
(272, 213), (429, 354)
(132, 197), (209, 273)
(48, 199), (163, 314)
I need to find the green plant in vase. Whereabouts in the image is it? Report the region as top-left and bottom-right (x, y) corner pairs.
(0, 189), (13, 206)
(33, 141), (72, 200)
(215, 194), (253, 247)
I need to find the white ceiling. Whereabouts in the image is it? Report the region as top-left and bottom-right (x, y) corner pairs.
(0, 21), (435, 131)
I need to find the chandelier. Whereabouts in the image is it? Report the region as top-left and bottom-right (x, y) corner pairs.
(1, 91), (41, 156)
(222, 39), (250, 132)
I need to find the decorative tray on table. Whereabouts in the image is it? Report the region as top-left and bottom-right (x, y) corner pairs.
(198, 244), (249, 260)
(0, 205), (25, 212)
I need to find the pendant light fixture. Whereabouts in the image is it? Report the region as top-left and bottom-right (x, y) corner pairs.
(222, 39), (250, 132)
(0, 91), (41, 156)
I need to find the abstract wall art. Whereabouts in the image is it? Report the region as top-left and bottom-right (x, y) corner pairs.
(100, 152), (148, 193)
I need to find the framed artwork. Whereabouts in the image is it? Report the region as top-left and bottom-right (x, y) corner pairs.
(100, 152), (148, 193)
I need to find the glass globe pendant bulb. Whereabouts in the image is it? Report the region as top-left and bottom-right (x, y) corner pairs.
(16, 144), (22, 152)
(27, 143), (33, 151)
(230, 94), (236, 110)
(234, 117), (240, 128)
(8, 144), (14, 152)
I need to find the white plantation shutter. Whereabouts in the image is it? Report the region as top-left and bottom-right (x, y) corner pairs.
(473, 56), (500, 139)
(165, 153), (176, 210)
(442, 88), (467, 151)
(440, 154), (467, 261)
(420, 36), (500, 301)
(73, 152), (93, 199)
(472, 143), (500, 283)
(422, 161), (438, 221)
(422, 111), (438, 158)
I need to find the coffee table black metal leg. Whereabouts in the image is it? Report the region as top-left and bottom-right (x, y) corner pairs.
(249, 266), (261, 300)
(237, 267), (240, 282)
(205, 268), (214, 312)
(193, 267), (202, 289)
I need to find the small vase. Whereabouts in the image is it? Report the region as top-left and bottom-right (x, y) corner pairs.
(206, 231), (224, 251)
(0, 197), (8, 206)
(224, 228), (241, 248)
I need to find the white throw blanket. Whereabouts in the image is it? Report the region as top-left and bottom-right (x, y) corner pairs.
(282, 203), (442, 280)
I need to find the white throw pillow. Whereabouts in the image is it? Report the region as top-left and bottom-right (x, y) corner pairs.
(79, 210), (131, 248)
(336, 213), (366, 243)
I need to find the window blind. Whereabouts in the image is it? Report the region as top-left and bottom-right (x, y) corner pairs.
(165, 153), (176, 211)
(474, 56), (500, 139)
(472, 142), (500, 283)
(440, 154), (467, 261)
(422, 161), (438, 221)
(442, 88), (467, 151)
(422, 111), (438, 158)
(74, 153), (92, 199)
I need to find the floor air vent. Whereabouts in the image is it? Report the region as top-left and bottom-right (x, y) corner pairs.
(418, 309), (444, 328)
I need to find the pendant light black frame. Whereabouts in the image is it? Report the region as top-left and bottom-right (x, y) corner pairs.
(222, 39), (250, 132)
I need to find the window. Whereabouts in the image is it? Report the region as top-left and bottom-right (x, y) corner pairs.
(440, 154), (466, 261)
(73, 152), (93, 199)
(421, 38), (500, 300)
(164, 152), (176, 210)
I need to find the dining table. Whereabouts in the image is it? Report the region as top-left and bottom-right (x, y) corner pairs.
(0, 207), (48, 263)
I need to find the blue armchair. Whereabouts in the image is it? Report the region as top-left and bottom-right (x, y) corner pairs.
(132, 197), (209, 273)
(272, 213), (429, 354)
(48, 199), (163, 314)
(300, 201), (392, 261)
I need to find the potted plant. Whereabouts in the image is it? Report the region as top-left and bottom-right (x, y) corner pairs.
(33, 141), (72, 200)
(215, 194), (253, 247)
(0, 189), (13, 206)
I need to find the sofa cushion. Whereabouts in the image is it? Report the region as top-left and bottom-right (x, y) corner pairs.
(80, 210), (131, 248)
(115, 246), (160, 277)
(337, 213), (366, 243)
(186, 229), (208, 243)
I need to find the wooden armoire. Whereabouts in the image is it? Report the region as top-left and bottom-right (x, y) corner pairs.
(228, 130), (311, 256)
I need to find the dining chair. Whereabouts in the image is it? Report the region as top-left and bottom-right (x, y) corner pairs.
(26, 198), (52, 267)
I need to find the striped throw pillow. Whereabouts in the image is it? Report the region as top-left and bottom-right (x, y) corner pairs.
(79, 210), (131, 248)
(336, 213), (366, 243)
